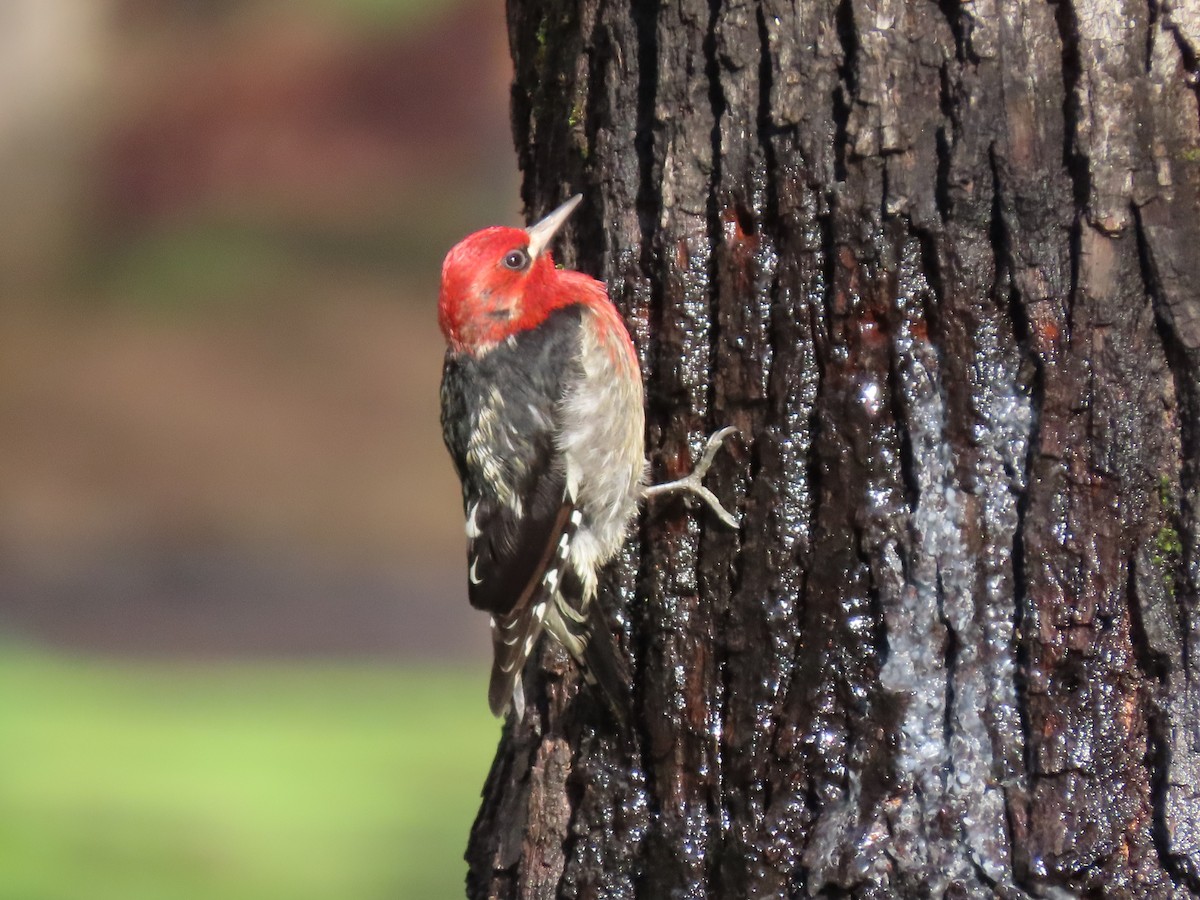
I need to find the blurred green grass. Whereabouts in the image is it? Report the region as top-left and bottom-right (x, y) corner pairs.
(0, 646), (498, 900)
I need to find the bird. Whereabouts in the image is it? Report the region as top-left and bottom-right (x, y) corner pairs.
(438, 193), (738, 722)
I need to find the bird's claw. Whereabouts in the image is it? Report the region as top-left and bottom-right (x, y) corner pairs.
(644, 426), (740, 528)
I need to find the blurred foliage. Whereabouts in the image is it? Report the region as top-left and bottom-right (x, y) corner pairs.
(80, 0), (518, 314)
(86, 179), (511, 316)
(89, 223), (300, 314)
(0, 646), (498, 900)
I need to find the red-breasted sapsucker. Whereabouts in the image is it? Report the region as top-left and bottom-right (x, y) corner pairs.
(438, 194), (737, 721)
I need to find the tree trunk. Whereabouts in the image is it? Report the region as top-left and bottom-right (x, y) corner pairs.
(466, 0), (1200, 896)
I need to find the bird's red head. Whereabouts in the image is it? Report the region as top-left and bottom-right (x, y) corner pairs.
(439, 195), (585, 355)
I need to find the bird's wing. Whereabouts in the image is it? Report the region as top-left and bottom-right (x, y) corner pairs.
(484, 499), (582, 719)
(463, 473), (572, 618)
(440, 307), (586, 716)
(452, 422), (576, 718)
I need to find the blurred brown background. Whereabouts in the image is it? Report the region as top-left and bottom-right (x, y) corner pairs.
(0, 0), (519, 663)
(1, 6), (519, 896)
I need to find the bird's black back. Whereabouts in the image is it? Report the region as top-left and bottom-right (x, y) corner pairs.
(439, 305), (584, 618)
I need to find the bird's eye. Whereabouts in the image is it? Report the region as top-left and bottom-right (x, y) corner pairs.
(502, 249), (530, 271)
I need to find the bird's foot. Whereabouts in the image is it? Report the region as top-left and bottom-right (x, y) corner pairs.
(644, 426), (739, 528)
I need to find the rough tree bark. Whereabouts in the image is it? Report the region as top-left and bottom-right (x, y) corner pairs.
(466, 0), (1200, 896)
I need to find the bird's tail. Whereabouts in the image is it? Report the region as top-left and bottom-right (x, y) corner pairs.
(546, 592), (631, 730)
(487, 608), (540, 721)
(488, 590), (632, 729)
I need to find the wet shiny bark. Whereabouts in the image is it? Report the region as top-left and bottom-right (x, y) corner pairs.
(466, 0), (1200, 896)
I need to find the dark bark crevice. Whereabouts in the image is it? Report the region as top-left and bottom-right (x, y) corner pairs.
(627, 0), (664, 842)
(632, 0), (662, 282)
(831, 0), (856, 184)
(754, 4), (781, 238)
(1050, 0), (1085, 335)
